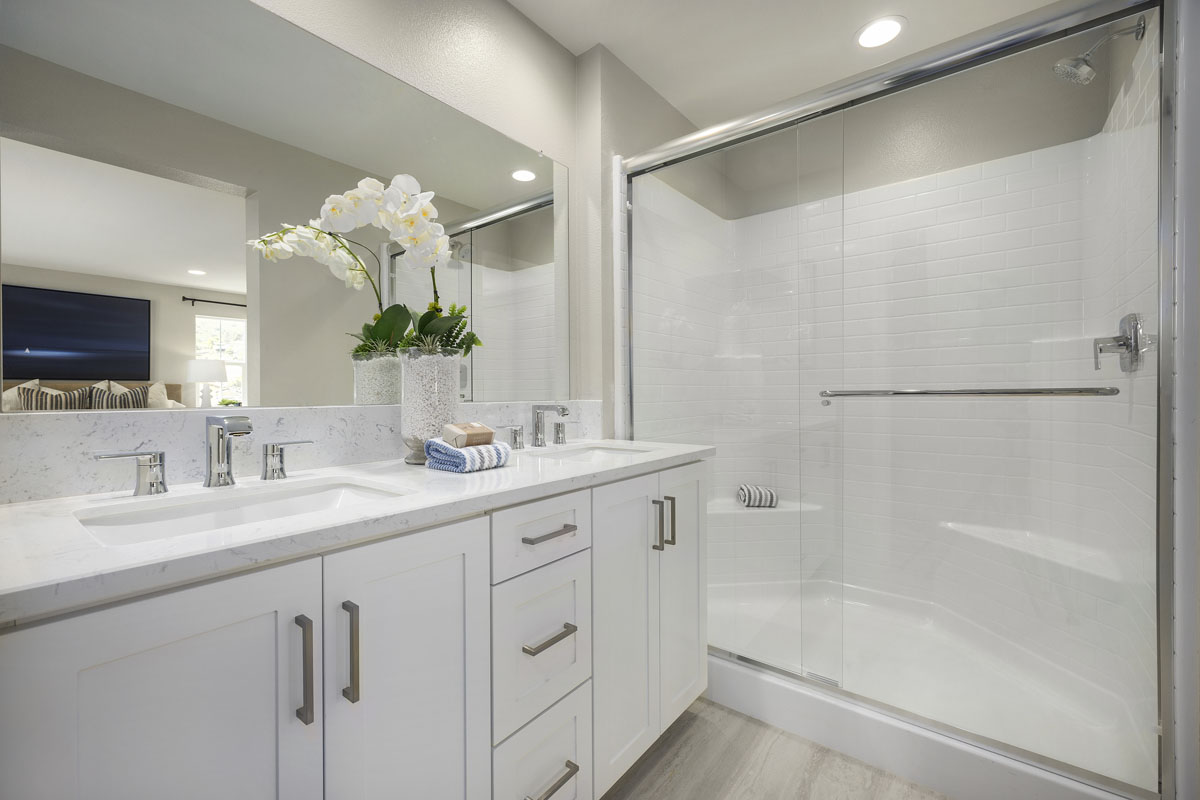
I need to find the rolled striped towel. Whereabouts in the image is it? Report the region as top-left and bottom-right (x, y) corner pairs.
(737, 484), (778, 508)
(425, 438), (512, 473)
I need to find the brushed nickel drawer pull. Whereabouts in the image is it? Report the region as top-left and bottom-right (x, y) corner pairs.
(522, 523), (578, 546)
(525, 759), (580, 800)
(294, 614), (315, 725)
(522, 622), (579, 656)
(342, 600), (360, 703)
(652, 499), (665, 550)
(664, 495), (677, 546)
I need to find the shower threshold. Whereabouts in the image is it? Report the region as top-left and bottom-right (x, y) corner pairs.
(708, 580), (1156, 796)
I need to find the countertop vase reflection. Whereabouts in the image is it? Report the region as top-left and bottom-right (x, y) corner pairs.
(351, 351), (402, 406)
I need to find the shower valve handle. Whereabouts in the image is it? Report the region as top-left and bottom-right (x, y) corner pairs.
(1093, 335), (1130, 370)
(1093, 313), (1151, 373)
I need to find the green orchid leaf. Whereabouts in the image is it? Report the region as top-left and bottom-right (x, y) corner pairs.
(422, 315), (463, 337)
(371, 304), (411, 345)
(416, 308), (440, 334)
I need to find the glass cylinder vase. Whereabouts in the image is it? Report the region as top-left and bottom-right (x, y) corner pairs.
(401, 347), (461, 464)
(351, 351), (402, 405)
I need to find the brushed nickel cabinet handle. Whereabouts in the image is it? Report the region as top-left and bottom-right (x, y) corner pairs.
(522, 622), (579, 656)
(294, 614), (315, 725)
(342, 601), (360, 703)
(521, 523), (579, 546)
(652, 499), (665, 550)
(664, 495), (677, 546)
(525, 759), (580, 800)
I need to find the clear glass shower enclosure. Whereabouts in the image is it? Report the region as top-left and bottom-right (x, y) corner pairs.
(628, 10), (1162, 794)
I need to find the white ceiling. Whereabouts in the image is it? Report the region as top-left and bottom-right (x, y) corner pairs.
(509, 0), (1058, 126)
(1, 139), (248, 294)
(0, 0), (553, 212)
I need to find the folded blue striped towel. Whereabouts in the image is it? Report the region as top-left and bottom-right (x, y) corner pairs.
(424, 438), (512, 473)
(737, 484), (778, 508)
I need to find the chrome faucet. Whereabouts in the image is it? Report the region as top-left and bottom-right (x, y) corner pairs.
(261, 440), (313, 481)
(531, 404), (569, 447)
(204, 415), (253, 487)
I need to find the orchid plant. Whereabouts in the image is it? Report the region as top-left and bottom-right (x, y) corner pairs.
(248, 174), (480, 357)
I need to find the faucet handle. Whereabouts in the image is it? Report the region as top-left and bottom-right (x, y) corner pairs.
(93, 450), (165, 463)
(261, 440), (312, 481)
(93, 451), (167, 496)
(506, 426), (525, 450)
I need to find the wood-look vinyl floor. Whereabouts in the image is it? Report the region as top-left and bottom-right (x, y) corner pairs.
(601, 698), (948, 800)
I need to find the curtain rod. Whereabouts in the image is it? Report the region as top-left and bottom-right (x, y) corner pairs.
(181, 295), (247, 309)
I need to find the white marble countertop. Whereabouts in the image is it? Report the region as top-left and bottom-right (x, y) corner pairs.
(0, 440), (713, 628)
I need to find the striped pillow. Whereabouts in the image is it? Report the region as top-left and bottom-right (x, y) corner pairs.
(17, 385), (91, 411)
(90, 384), (150, 409)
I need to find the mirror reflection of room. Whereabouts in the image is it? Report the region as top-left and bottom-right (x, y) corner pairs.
(0, 0), (567, 412)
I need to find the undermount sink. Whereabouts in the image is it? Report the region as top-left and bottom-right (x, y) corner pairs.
(523, 443), (658, 464)
(75, 479), (408, 546)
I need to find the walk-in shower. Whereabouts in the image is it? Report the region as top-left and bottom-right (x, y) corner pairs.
(626, 7), (1166, 797)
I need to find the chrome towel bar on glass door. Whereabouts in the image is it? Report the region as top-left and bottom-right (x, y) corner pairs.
(819, 387), (1119, 398)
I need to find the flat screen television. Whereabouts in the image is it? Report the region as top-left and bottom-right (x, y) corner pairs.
(2, 285), (151, 381)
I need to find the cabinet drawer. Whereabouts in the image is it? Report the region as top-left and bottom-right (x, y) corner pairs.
(491, 490), (591, 583)
(492, 550), (592, 743)
(494, 681), (592, 800)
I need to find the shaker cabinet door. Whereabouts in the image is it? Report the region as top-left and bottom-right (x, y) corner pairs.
(0, 559), (324, 800)
(657, 461), (708, 727)
(591, 473), (662, 798)
(322, 517), (491, 800)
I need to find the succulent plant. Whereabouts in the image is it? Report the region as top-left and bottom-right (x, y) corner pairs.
(350, 297), (481, 356)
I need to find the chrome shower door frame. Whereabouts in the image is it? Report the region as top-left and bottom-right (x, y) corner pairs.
(622, 1), (1186, 796)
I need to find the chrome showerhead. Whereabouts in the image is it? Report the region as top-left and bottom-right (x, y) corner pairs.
(1052, 14), (1145, 85)
(1053, 54), (1097, 85)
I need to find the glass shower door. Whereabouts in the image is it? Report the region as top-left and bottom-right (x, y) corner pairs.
(629, 117), (846, 686)
(831, 12), (1160, 791)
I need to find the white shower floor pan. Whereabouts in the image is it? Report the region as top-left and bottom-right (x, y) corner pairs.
(709, 580), (1156, 794)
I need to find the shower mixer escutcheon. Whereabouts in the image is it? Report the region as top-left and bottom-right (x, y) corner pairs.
(1093, 313), (1155, 373)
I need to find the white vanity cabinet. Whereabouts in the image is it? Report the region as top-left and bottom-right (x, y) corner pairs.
(0, 452), (710, 800)
(0, 558), (325, 800)
(592, 461), (707, 797)
(322, 516), (491, 800)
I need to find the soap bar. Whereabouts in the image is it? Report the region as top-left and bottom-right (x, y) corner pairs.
(442, 422), (495, 448)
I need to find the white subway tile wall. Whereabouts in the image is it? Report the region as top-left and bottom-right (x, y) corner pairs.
(471, 263), (558, 400)
(630, 18), (1160, 789)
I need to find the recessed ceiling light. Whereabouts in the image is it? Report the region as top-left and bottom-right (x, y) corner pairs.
(857, 16), (905, 48)
(511, 169), (536, 182)
(187, 269), (207, 275)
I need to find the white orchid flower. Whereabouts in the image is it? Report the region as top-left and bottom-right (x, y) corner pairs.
(320, 245), (359, 282)
(284, 225), (335, 259)
(389, 211), (432, 241)
(250, 236), (294, 261)
(401, 233), (452, 271)
(387, 174), (421, 206)
(317, 194), (359, 233)
(356, 177), (385, 197)
(345, 187), (383, 227)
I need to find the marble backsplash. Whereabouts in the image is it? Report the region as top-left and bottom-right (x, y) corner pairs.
(0, 400), (600, 504)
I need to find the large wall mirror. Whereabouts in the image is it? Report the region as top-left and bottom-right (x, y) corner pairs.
(0, 0), (569, 412)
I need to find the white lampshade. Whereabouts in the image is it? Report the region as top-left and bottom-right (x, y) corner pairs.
(186, 359), (228, 383)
